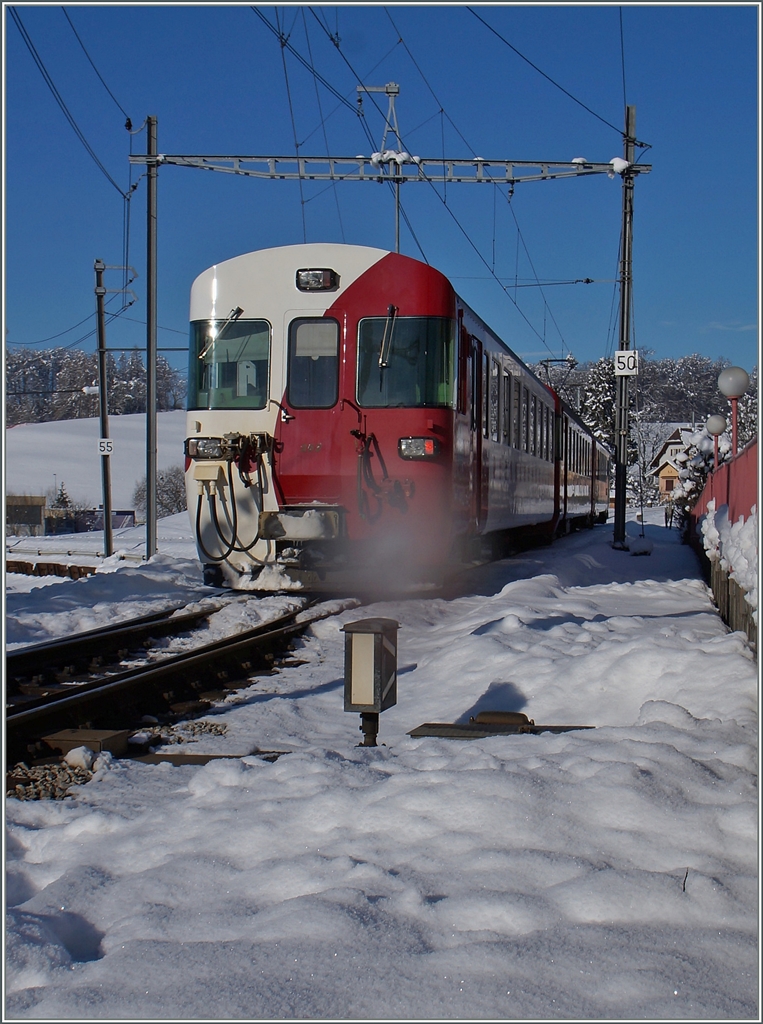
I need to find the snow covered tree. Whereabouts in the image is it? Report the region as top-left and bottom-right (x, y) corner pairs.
(579, 357), (617, 445)
(671, 425), (732, 532)
(5, 346), (186, 425)
(628, 414), (671, 507)
(733, 365), (757, 449)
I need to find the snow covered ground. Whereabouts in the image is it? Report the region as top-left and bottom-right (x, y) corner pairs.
(4, 504), (759, 1020)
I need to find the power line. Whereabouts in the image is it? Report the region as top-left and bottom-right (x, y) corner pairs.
(9, 7), (127, 198)
(61, 7), (132, 125)
(275, 7), (308, 242)
(302, 7), (346, 242)
(381, 7), (574, 354)
(296, 37), (403, 150)
(250, 7), (363, 123)
(304, 6), (560, 355)
(619, 7), (628, 111)
(60, 4), (137, 290)
(9, 312), (97, 346)
(506, 200), (568, 350)
(467, 7), (625, 138)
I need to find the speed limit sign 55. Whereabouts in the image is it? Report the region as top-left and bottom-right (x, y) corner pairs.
(98, 438), (114, 455)
(614, 351), (639, 376)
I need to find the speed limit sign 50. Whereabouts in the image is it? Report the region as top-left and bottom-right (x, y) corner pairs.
(614, 350), (639, 376)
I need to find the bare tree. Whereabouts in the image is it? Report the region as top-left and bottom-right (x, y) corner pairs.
(133, 466), (188, 520)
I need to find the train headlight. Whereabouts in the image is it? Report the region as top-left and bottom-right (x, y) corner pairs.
(185, 437), (225, 460)
(296, 268), (339, 291)
(398, 437), (441, 460)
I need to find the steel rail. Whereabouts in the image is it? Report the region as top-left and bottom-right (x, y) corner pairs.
(6, 605), (217, 681)
(6, 604), (322, 761)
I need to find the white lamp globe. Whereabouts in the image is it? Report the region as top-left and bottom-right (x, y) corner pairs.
(706, 414), (727, 436)
(717, 366), (750, 399)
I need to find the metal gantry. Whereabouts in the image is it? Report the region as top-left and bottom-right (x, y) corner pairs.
(130, 151), (648, 186)
(130, 116), (651, 556)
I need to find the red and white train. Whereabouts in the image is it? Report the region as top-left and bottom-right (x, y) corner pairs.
(184, 243), (610, 589)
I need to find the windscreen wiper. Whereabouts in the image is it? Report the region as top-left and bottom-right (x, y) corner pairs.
(198, 306), (244, 360)
(378, 304), (398, 369)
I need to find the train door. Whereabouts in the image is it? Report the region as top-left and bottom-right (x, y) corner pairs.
(273, 313), (344, 504)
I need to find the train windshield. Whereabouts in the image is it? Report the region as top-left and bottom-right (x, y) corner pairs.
(356, 316), (456, 408)
(188, 319), (270, 410)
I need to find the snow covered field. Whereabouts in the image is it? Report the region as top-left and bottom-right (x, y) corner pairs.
(5, 411), (188, 509)
(4, 504), (759, 1020)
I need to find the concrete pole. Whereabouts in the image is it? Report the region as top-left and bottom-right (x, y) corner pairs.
(146, 116), (158, 559)
(94, 259), (113, 557)
(613, 106), (636, 549)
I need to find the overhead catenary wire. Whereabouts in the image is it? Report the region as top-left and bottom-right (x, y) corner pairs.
(306, 10), (430, 258)
(15, 6), (137, 310)
(275, 7), (308, 242)
(619, 7), (628, 112)
(61, 7), (132, 126)
(467, 6), (627, 140)
(9, 7), (127, 198)
(296, 37), (403, 150)
(251, 7), (366, 126)
(304, 6), (562, 356)
(301, 7), (345, 242)
(382, 7), (576, 356)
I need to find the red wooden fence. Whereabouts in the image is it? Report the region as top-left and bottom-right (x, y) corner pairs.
(691, 437), (758, 527)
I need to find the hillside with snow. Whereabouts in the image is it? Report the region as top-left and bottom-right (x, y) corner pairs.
(5, 411), (188, 509)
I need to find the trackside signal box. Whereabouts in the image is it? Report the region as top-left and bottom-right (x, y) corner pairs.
(341, 618), (399, 746)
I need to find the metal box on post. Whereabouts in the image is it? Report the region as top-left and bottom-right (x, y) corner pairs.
(341, 617), (399, 745)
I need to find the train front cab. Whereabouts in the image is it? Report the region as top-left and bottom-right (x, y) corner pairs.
(185, 246), (466, 589)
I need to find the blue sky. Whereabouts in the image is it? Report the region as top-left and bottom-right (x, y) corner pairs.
(4, 3), (759, 375)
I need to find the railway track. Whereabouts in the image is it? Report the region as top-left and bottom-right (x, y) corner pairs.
(6, 601), (337, 766)
(6, 604), (225, 698)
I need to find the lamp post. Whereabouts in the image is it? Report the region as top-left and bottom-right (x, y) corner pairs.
(705, 414), (727, 471)
(717, 367), (750, 456)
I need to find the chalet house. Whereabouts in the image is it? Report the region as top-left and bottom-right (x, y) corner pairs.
(648, 428), (690, 501)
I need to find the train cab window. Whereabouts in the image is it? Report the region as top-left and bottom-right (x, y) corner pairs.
(489, 359), (500, 442)
(546, 406), (553, 460)
(357, 316), (456, 409)
(287, 318), (339, 408)
(502, 370), (512, 445)
(513, 379), (521, 448)
(189, 318), (270, 410)
(539, 403), (546, 460)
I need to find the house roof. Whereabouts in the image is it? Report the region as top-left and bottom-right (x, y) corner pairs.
(649, 429), (690, 471)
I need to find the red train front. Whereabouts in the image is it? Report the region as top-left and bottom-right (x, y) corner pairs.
(184, 243), (608, 589)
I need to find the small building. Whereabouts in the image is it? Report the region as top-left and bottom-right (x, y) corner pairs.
(648, 428), (689, 502)
(45, 508), (137, 535)
(6, 495), (47, 537)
